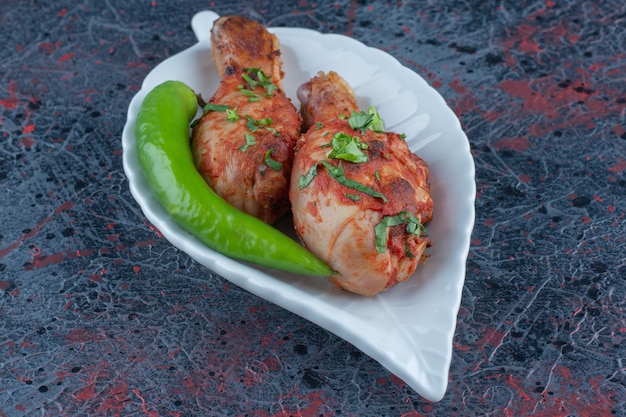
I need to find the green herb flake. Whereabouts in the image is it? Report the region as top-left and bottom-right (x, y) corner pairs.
(404, 240), (415, 258)
(347, 106), (385, 133)
(374, 170), (380, 181)
(374, 211), (426, 254)
(327, 132), (369, 163)
(239, 133), (257, 151)
(366, 106), (384, 132)
(263, 149), (283, 171)
(345, 193), (361, 201)
(245, 115), (258, 132)
(190, 103), (231, 127)
(241, 72), (256, 86)
(348, 111), (372, 131)
(226, 107), (240, 121)
(298, 162), (318, 189)
(320, 160), (387, 202)
(315, 121), (323, 130)
(246, 115), (274, 133)
(204, 103), (230, 112)
(257, 117), (274, 127)
(239, 68), (277, 99)
(238, 88), (261, 101)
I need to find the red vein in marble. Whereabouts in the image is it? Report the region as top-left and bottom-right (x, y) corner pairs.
(0, 200), (74, 258)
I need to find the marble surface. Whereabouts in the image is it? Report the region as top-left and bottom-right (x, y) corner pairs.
(1, 1), (625, 416)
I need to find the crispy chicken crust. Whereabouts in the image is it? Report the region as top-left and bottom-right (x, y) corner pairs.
(191, 16), (301, 224)
(290, 71), (433, 296)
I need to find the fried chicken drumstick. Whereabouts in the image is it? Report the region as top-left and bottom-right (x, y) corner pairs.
(290, 71), (433, 297)
(191, 15), (301, 224)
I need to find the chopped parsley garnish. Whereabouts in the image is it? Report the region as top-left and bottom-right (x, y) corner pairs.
(320, 160), (387, 202)
(345, 193), (361, 201)
(263, 149), (283, 171)
(348, 106), (384, 133)
(404, 240), (415, 258)
(239, 133), (257, 151)
(204, 103), (230, 112)
(246, 115), (273, 132)
(374, 211), (426, 254)
(347, 111), (371, 131)
(238, 88), (261, 101)
(241, 72), (259, 87)
(238, 68), (277, 101)
(190, 103), (232, 127)
(239, 115), (282, 152)
(226, 107), (240, 121)
(315, 121), (323, 130)
(327, 132), (369, 163)
(298, 162), (318, 189)
(245, 115), (279, 136)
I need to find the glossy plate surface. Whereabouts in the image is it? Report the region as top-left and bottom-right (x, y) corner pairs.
(121, 10), (475, 401)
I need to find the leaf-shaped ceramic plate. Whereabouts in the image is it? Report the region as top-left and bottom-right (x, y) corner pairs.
(122, 10), (475, 401)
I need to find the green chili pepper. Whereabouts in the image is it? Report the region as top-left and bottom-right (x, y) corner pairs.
(134, 80), (333, 276)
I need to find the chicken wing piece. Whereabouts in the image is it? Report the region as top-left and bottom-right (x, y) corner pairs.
(191, 15), (301, 224)
(290, 71), (433, 297)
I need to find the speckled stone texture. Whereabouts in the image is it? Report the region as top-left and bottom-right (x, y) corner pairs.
(1, 1), (625, 416)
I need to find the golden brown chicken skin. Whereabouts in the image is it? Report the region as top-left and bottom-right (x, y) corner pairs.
(290, 71), (433, 297)
(191, 16), (301, 224)
(210, 15), (283, 82)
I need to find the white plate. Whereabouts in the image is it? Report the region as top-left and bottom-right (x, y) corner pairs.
(121, 10), (475, 402)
